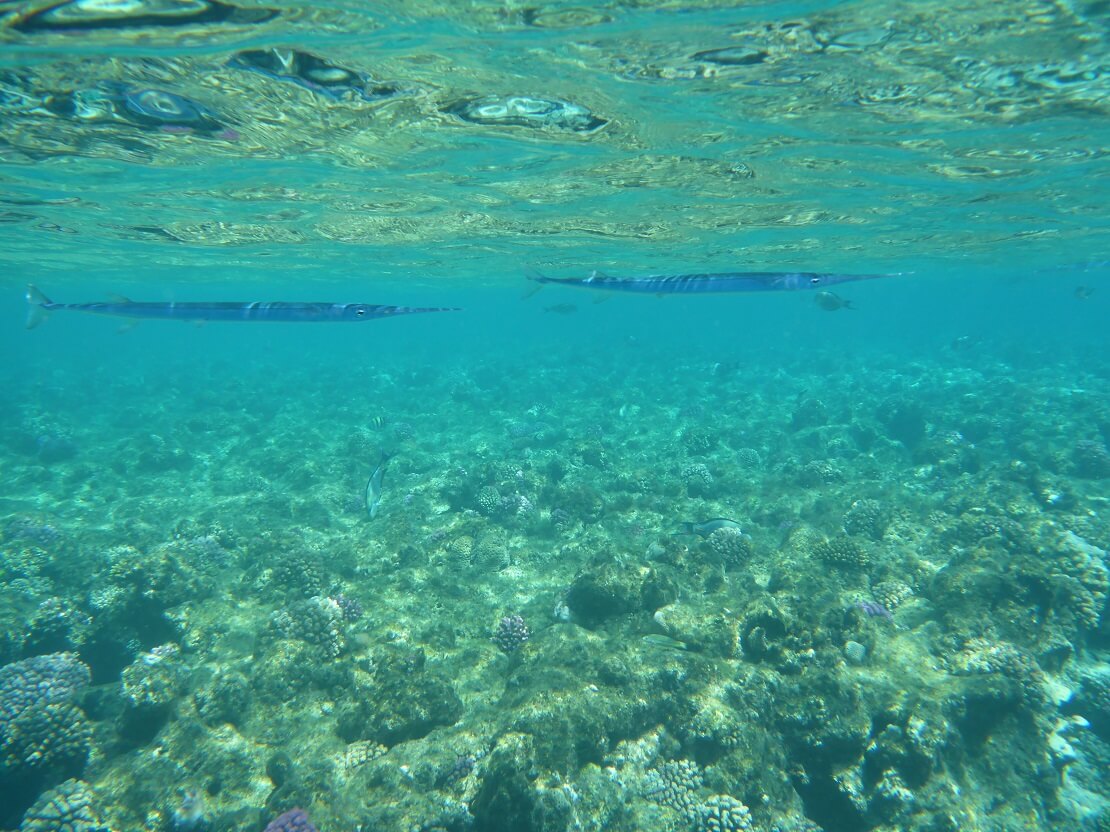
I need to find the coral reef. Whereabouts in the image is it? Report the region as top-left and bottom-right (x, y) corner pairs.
(842, 499), (890, 541)
(811, 536), (870, 568)
(643, 758), (703, 822)
(269, 597), (345, 659)
(3, 289), (1110, 832)
(697, 794), (753, 832)
(19, 778), (107, 832)
(1, 701), (91, 778)
(706, 526), (753, 567)
(0, 654), (91, 720)
(492, 615), (530, 654)
(263, 808), (318, 832)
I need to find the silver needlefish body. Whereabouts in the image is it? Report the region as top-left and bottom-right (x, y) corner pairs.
(365, 452), (392, 519)
(25, 285), (460, 329)
(525, 267), (903, 294)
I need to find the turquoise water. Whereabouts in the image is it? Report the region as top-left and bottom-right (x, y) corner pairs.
(2, 2), (1109, 832)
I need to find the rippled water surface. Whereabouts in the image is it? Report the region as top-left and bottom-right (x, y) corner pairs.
(2, 0), (1106, 282)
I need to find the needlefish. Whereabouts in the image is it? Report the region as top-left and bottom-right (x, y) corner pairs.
(25, 285), (460, 329)
(365, 452), (392, 519)
(525, 267), (903, 295)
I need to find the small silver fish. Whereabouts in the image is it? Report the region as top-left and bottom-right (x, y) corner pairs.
(642, 634), (688, 652)
(814, 291), (853, 311)
(676, 518), (743, 537)
(365, 451), (392, 519)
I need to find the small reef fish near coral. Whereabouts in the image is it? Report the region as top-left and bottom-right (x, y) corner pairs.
(676, 518), (745, 537)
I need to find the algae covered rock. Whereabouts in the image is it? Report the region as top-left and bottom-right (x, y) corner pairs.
(337, 645), (462, 746)
(195, 670), (252, 728)
(469, 733), (574, 832)
(118, 643), (183, 743)
(876, 396), (926, 447)
(1071, 667), (1110, 741)
(652, 604), (737, 657)
(565, 560), (676, 627)
(499, 626), (665, 774)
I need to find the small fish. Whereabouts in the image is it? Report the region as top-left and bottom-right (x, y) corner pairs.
(25, 285), (460, 329)
(1039, 260), (1110, 272)
(543, 303), (578, 315)
(950, 335), (980, 351)
(508, 421), (549, 439)
(526, 267), (903, 295)
(1075, 285), (1095, 300)
(642, 634), (688, 652)
(370, 415), (388, 429)
(676, 518), (743, 537)
(365, 451), (393, 519)
(814, 291), (853, 311)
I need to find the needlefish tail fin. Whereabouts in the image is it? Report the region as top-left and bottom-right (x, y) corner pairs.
(25, 285), (52, 329)
(521, 266), (548, 299)
(524, 266), (549, 283)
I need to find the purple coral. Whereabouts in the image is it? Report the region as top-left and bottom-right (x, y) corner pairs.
(264, 808), (318, 832)
(332, 593), (363, 622)
(855, 600), (894, 621)
(4, 517), (61, 548)
(493, 614), (530, 654)
(0, 653), (91, 721)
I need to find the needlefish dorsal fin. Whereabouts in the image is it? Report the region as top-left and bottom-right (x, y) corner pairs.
(107, 292), (132, 304)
